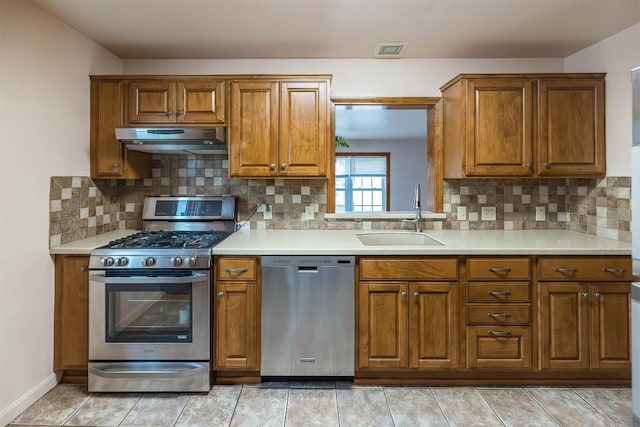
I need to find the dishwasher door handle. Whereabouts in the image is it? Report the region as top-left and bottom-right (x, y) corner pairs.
(298, 266), (318, 273)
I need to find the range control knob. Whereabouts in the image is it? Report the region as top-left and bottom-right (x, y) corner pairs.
(142, 257), (156, 267)
(186, 256), (197, 267)
(116, 257), (129, 267)
(171, 257), (183, 266)
(103, 257), (115, 267)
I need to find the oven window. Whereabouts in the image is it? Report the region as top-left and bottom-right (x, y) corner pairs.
(105, 283), (193, 343)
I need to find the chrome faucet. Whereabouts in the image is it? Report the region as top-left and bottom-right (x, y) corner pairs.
(402, 184), (422, 232)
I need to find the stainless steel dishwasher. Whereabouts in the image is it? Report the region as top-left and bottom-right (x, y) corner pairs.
(261, 256), (355, 377)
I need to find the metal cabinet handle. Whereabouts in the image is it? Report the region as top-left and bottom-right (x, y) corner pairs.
(487, 290), (512, 297)
(111, 162), (120, 168)
(543, 162), (550, 168)
(526, 162), (532, 169)
(488, 267), (511, 274)
(488, 312), (511, 319)
(602, 267), (625, 273)
(167, 110), (173, 115)
(488, 330), (512, 337)
(79, 267), (87, 272)
(413, 292), (420, 299)
(401, 291), (407, 298)
(594, 292), (601, 299)
(270, 163), (276, 170)
(554, 267), (577, 274)
(177, 110), (184, 115)
(225, 268), (249, 273)
(582, 292), (590, 299)
(280, 163), (287, 170)
(217, 292), (224, 298)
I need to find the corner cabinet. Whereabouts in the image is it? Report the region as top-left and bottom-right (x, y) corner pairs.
(441, 73), (605, 178)
(538, 257), (631, 373)
(357, 257), (459, 371)
(228, 77), (330, 178)
(90, 78), (151, 179)
(125, 79), (226, 125)
(54, 255), (90, 376)
(214, 256), (260, 371)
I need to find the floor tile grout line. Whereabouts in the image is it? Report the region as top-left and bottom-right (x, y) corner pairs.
(59, 384), (92, 427)
(380, 386), (397, 427)
(569, 386), (618, 426)
(116, 393), (143, 427)
(474, 386), (507, 427)
(282, 387), (289, 427)
(227, 385), (244, 427)
(334, 387), (341, 427)
(429, 386), (454, 427)
(523, 386), (563, 427)
(170, 393), (191, 427)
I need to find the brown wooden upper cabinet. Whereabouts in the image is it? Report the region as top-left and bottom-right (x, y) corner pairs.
(228, 77), (330, 178)
(90, 78), (151, 179)
(126, 79), (226, 125)
(441, 73), (605, 178)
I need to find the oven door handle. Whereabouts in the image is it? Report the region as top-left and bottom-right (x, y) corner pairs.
(89, 273), (208, 285)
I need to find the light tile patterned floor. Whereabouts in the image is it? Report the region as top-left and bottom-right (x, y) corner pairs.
(8, 383), (632, 426)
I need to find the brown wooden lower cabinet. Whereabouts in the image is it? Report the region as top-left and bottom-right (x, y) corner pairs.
(357, 279), (458, 370)
(54, 255), (90, 372)
(214, 256), (260, 371)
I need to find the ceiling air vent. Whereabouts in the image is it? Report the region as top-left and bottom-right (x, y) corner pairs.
(374, 42), (408, 58)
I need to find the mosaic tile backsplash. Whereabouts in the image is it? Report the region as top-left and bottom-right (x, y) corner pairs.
(49, 154), (632, 245)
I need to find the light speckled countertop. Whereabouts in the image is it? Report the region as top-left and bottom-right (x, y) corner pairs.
(50, 228), (631, 256)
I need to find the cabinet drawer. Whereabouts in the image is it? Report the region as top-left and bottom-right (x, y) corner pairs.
(467, 304), (530, 325)
(538, 257), (632, 281)
(467, 282), (530, 303)
(217, 257), (257, 280)
(467, 258), (531, 280)
(467, 326), (531, 369)
(359, 258), (457, 281)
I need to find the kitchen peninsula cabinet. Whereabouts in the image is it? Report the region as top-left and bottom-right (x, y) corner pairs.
(228, 77), (330, 178)
(214, 256), (260, 371)
(126, 79), (226, 125)
(54, 255), (90, 376)
(90, 78), (151, 179)
(538, 257), (631, 372)
(441, 73), (605, 178)
(357, 257), (459, 370)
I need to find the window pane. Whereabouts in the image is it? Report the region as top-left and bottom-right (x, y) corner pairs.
(373, 192), (382, 206)
(335, 155), (388, 213)
(372, 176), (382, 188)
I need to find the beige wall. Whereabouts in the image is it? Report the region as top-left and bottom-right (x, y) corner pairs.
(0, 1), (121, 424)
(565, 23), (640, 177)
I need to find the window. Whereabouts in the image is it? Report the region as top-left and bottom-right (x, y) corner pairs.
(335, 154), (390, 212)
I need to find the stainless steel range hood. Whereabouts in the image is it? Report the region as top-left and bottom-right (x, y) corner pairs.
(115, 127), (227, 154)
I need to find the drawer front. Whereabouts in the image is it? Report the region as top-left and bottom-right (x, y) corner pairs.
(360, 258), (458, 281)
(217, 257), (257, 280)
(468, 282), (530, 303)
(467, 258), (531, 280)
(467, 326), (531, 369)
(538, 257), (632, 281)
(467, 304), (530, 325)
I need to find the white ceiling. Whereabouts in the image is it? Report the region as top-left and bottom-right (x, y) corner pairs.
(32, 0), (640, 60)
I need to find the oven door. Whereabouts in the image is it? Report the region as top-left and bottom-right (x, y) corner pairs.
(89, 270), (210, 361)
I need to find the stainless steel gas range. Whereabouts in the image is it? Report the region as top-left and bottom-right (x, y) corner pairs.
(88, 196), (236, 392)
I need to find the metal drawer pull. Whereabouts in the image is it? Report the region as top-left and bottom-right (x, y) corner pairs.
(401, 291), (408, 298)
(602, 267), (625, 273)
(217, 292), (224, 298)
(582, 292), (590, 299)
(488, 267), (511, 273)
(554, 267), (577, 273)
(488, 290), (512, 297)
(594, 292), (601, 299)
(225, 268), (249, 273)
(414, 292), (420, 299)
(488, 330), (512, 337)
(488, 312), (511, 319)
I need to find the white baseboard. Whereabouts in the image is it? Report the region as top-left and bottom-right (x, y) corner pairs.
(0, 373), (58, 427)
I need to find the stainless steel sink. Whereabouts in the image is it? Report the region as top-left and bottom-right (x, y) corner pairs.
(356, 232), (445, 246)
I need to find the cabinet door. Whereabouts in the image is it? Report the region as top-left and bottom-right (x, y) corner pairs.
(127, 80), (176, 124)
(540, 282), (590, 370)
(537, 78), (605, 176)
(358, 282), (408, 369)
(215, 281), (259, 370)
(177, 80), (226, 123)
(590, 283), (631, 370)
(54, 256), (90, 370)
(465, 79), (534, 177)
(409, 282), (458, 369)
(278, 81), (329, 177)
(229, 80), (279, 177)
